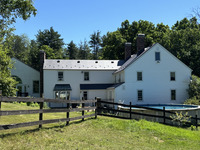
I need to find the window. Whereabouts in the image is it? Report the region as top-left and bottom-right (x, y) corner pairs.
(155, 52), (160, 61)
(137, 72), (142, 81)
(170, 72), (175, 81)
(58, 72), (64, 81)
(83, 91), (88, 100)
(84, 72), (89, 81)
(33, 81), (39, 93)
(171, 90), (176, 100)
(137, 90), (143, 101)
(118, 74), (121, 82)
(12, 75), (22, 84)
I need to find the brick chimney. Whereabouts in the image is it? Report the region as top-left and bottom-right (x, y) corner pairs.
(125, 42), (132, 60)
(136, 34), (145, 55)
(40, 50), (46, 98)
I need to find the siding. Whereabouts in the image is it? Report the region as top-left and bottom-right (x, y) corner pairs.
(44, 70), (114, 100)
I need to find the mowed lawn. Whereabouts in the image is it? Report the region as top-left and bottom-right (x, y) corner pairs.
(0, 102), (200, 150)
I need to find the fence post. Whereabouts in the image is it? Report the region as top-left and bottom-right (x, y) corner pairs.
(96, 97), (101, 115)
(129, 102), (132, 119)
(195, 115), (198, 129)
(0, 90), (2, 117)
(0, 90), (2, 110)
(66, 102), (70, 125)
(39, 101), (44, 128)
(95, 99), (97, 119)
(82, 101), (85, 121)
(163, 107), (166, 124)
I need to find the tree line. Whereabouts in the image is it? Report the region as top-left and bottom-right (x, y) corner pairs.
(4, 17), (200, 77)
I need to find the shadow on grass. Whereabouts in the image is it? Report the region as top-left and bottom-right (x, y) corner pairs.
(0, 117), (96, 138)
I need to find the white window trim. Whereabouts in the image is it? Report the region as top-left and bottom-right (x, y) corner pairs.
(84, 72), (89, 81)
(137, 71), (143, 81)
(137, 90), (143, 101)
(170, 89), (176, 101)
(58, 71), (64, 81)
(155, 51), (161, 62)
(170, 71), (176, 81)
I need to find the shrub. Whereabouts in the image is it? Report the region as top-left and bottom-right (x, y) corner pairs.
(170, 112), (191, 127)
(184, 97), (200, 105)
(188, 75), (200, 99)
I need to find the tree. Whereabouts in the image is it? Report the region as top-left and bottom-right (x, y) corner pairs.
(40, 45), (55, 59)
(36, 27), (65, 59)
(29, 39), (40, 70)
(0, 0), (37, 96)
(4, 34), (30, 64)
(0, 46), (17, 96)
(169, 19), (200, 76)
(0, 0), (37, 41)
(102, 31), (126, 60)
(191, 7), (200, 23)
(89, 31), (101, 59)
(77, 40), (91, 59)
(68, 41), (78, 59)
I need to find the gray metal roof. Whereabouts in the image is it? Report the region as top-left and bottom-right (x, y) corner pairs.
(53, 84), (72, 91)
(80, 84), (114, 90)
(44, 59), (125, 70)
(80, 83), (124, 90)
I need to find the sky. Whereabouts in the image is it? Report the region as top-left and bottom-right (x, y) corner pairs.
(14, 0), (200, 46)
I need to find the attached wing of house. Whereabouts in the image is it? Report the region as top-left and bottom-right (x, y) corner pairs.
(11, 58), (40, 97)
(43, 59), (125, 107)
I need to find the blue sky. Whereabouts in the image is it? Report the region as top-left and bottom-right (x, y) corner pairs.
(14, 0), (200, 46)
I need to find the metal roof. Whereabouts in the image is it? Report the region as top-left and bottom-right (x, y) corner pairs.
(53, 84), (72, 91)
(80, 83), (124, 90)
(43, 59), (125, 70)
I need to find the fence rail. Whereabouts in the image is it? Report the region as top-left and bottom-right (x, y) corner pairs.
(0, 96), (97, 130)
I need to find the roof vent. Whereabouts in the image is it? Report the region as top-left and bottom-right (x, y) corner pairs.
(57, 60), (60, 63)
(95, 61), (98, 63)
(77, 61), (80, 63)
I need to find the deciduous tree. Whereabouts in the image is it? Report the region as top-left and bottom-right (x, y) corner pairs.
(0, 0), (37, 96)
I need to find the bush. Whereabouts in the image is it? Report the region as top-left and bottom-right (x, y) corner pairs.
(188, 75), (200, 99)
(170, 112), (191, 127)
(184, 97), (200, 105)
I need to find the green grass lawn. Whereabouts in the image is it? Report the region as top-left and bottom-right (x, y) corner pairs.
(0, 102), (200, 150)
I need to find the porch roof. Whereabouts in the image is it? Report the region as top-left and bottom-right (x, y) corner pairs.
(80, 83), (124, 90)
(53, 84), (72, 91)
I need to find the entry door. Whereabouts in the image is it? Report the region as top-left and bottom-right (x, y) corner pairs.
(83, 91), (88, 100)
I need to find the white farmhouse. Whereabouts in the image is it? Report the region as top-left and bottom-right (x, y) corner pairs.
(113, 43), (192, 105)
(42, 34), (192, 107)
(11, 58), (40, 97)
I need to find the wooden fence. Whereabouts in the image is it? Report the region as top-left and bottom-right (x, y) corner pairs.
(1, 95), (199, 130)
(0, 96), (97, 130)
(97, 100), (200, 128)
